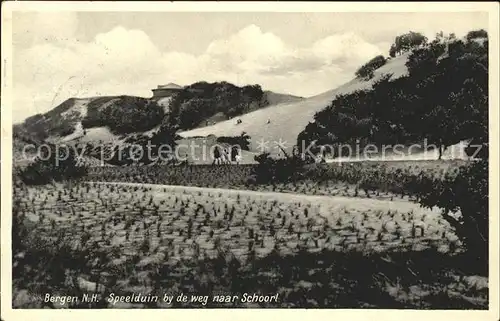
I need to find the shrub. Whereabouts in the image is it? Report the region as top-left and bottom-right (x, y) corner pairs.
(355, 55), (387, 80)
(82, 96), (164, 134)
(249, 149), (308, 184)
(416, 160), (488, 268)
(106, 125), (179, 166)
(51, 122), (76, 137)
(18, 144), (88, 185)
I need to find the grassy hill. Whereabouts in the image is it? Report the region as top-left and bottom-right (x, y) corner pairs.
(179, 53), (410, 156)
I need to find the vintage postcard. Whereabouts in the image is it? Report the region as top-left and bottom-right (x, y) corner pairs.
(1, 1), (499, 321)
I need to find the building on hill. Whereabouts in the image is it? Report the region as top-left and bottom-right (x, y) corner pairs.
(151, 83), (183, 99)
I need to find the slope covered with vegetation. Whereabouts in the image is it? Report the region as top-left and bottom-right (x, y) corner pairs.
(298, 30), (488, 160)
(81, 96), (165, 135)
(16, 82), (297, 145)
(165, 82), (269, 130)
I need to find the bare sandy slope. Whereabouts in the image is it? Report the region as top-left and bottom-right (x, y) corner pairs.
(179, 54), (410, 155)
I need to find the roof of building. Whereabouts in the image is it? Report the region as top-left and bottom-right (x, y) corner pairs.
(157, 83), (183, 90)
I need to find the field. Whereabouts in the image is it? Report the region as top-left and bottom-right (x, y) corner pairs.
(12, 160), (488, 309)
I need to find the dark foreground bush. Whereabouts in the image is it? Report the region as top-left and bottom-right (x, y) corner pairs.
(248, 150), (312, 184)
(415, 160), (488, 267)
(17, 144), (87, 185)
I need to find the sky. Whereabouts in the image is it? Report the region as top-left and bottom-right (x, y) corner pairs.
(12, 11), (489, 123)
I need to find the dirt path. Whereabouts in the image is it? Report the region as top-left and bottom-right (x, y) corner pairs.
(89, 181), (441, 215)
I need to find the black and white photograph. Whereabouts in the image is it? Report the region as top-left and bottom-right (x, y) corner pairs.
(1, 1), (499, 319)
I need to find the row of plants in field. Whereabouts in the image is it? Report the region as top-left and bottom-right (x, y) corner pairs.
(84, 164), (254, 188)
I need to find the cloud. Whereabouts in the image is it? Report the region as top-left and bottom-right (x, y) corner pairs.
(12, 23), (387, 123)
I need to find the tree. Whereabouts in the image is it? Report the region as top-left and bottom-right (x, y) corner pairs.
(423, 105), (457, 159)
(249, 149), (308, 184)
(389, 44), (397, 58)
(241, 84), (264, 102)
(110, 124), (179, 165)
(82, 96), (165, 134)
(390, 31), (428, 56)
(166, 81), (266, 129)
(466, 29), (488, 42)
(417, 160), (488, 266)
(405, 41), (446, 77)
(177, 98), (211, 129)
(355, 55), (387, 80)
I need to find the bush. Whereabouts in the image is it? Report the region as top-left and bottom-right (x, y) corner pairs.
(52, 123), (76, 137)
(18, 144), (88, 185)
(12, 202), (109, 308)
(82, 96), (164, 134)
(249, 150), (308, 184)
(355, 55), (387, 80)
(107, 125), (179, 166)
(415, 160), (488, 268)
